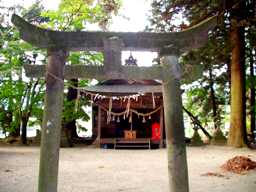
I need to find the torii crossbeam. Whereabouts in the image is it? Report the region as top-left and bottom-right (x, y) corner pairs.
(12, 14), (217, 192)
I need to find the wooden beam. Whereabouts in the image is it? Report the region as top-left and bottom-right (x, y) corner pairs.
(38, 49), (67, 192)
(24, 64), (164, 80)
(161, 56), (189, 192)
(12, 14), (217, 53)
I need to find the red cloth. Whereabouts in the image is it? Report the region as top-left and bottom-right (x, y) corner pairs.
(151, 122), (160, 140)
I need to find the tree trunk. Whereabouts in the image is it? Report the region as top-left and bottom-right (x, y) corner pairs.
(250, 48), (255, 139)
(2, 111), (13, 137)
(9, 112), (20, 137)
(65, 79), (79, 139)
(228, 3), (247, 147)
(21, 113), (29, 145)
(61, 79), (78, 147)
(209, 68), (218, 129)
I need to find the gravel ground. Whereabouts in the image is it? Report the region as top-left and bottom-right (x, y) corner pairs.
(0, 145), (256, 192)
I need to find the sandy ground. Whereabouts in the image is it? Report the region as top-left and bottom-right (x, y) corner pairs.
(0, 145), (256, 192)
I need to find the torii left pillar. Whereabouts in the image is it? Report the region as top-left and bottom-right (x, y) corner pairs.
(161, 56), (189, 192)
(38, 49), (67, 192)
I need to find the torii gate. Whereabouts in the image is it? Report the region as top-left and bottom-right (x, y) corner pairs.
(12, 14), (217, 192)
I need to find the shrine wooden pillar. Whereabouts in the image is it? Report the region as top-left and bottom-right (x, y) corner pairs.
(161, 56), (189, 192)
(91, 104), (97, 139)
(96, 106), (102, 146)
(38, 49), (67, 192)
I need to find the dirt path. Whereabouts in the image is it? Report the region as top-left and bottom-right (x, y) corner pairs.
(0, 146), (256, 192)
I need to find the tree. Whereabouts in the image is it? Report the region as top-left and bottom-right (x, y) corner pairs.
(0, 0), (122, 144)
(147, 1), (230, 136)
(147, 0), (256, 147)
(245, 0), (256, 143)
(227, 0), (246, 147)
(0, 2), (46, 143)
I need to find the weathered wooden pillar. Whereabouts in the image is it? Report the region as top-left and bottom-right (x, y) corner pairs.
(161, 56), (189, 192)
(96, 106), (102, 146)
(38, 49), (67, 192)
(91, 104), (97, 139)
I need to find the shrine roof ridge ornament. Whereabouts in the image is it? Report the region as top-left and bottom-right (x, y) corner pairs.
(11, 14), (217, 54)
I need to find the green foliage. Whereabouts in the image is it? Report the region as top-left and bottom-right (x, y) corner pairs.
(148, 0), (256, 134)
(62, 97), (90, 123)
(68, 51), (104, 66)
(41, 0), (121, 31)
(0, 0), (122, 138)
(0, 3), (46, 136)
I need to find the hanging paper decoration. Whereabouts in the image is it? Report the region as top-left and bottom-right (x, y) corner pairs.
(99, 105), (161, 124)
(126, 98), (131, 117)
(107, 112), (111, 124)
(90, 94), (93, 103)
(142, 116), (146, 123)
(152, 92), (156, 109)
(108, 97), (112, 114)
(94, 94), (99, 101)
(59, 80), (145, 105)
(129, 114), (132, 123)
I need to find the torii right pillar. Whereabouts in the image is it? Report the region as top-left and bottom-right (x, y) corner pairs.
(161, 55), (189, 192)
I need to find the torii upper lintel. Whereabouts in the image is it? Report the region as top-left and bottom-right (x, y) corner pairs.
(11, 14), (217, 54)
